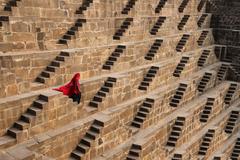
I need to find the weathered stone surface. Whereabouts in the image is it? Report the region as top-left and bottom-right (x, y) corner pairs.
(0, 0), (239, 160)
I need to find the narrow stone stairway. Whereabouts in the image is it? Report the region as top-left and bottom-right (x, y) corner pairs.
(36, 51), (70, 84)
(173, 56), (190, 77)
(113, 18), (133, 40)
(230, 138), (240, 160)
(198, 0), (207, 12)
(4, 0), (21, 11)
(224, 83), (238, 105)
(197, 50), (210, 67)
(224, 110), (239, 134)
(178, 0), (190, 13)
(197, 72), (212, 93)
(75, 0), (94, 14)
(58, 18), (87, 44)
(200, 98), (215, 123)
(198, 129), (215, 156)
(178, 15), (190, 30)
(126, 144), (142, 160)
(198, 14), (208, 28)
(70, 119), (104, 159)
(121, 0), (138, 15)
(150, 16), (167, 35)
(144, 39), (163, 61)
(155, 0), (168, 13)
(169, 83), (188, 107)
(166, 117), (186, 147)
(197, 30), (209, 46)
(102, 45), (126, 70)
(138, 66), (160, 91)
(131, 98), (155, 128)
(176, 34), (190, 52)
(217, 63), (229, 81)
(89, 77), (117, 108)
(7, 95), (48, 139)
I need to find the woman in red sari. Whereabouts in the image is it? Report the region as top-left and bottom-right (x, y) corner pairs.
(53, 73), (81, 104)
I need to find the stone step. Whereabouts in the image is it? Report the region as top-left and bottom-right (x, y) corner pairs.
(150, 16), (166, 35)
(121, 0), (138, 14)
(20, 113), (35, 123)
(13, 120), (29, 130)
(80, 136), (93, 147)
(155, 0), (167, 13)
(89, 124), (102, 134)
(33, 99), (47, 109)
(139, 106), (151, 113)
(129, 148), (140, 157)
(131, 121), (142, 128)
(7, 127), (22, 138)
(85, 130), (98, 140)
(76, 143), (90, 154)
(71, 150), (84, 159)
(0, 136), (16, 149)
(134, 116), (145, 123)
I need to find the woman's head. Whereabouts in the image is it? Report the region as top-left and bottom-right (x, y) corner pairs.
(73, 73), (80, 81)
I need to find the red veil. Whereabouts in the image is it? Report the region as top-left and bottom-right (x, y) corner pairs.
(53, 73), (81, 96)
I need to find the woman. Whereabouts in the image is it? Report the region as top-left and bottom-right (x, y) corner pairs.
(53, 73), (81, 104)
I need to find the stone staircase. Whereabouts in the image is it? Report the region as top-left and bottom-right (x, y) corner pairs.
(131, 98), (155, 128)
(169, 83), (188, 107)
(0, 0), (239, 160)
(121, 0), (138, 15)
(0, 15), (9, 28)
(36, 51), (70, 84)
(113, 18), (133, 40)
(6, 95), (48, 140)
(150, 16), (167, 35)
(155, 0), (168, 13)
(197, 30), (209, 46)
(178, 15), (190, 30)
(224, 110), (239, 134)
(144, 39), (163, 60)
(102, 45), (127, 70)
(230, 138), (240, 160)
(224, 83), (238, 105)
(0, 91), (71, 150)
(89, 77), (117, 108)
(138, 66), (160, 91)
(166, 117), (185, 147)
(58, 18), (87, 44)
(198, 14), (208, 28)
(200, 98), (215, 123)
(197, 72), (212, 93)
(198, 0), (207, 12)
(126, 144), (142, 160)
(172, 153), (182, 160)
(178, 0), (190, 13)
(70, 119), (104, 159)
(173, 56), (190, 77)
(198, 129), (215, 156)
(4, 0), (20, 11)
(230, 65), (240, 82)
(197, 50), (210, 67)
(176, 34), (190, 52)
(75, 0), (94, 14)
(217, 63), (229, 81)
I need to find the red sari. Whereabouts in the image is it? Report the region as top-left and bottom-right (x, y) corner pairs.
(53, 73), (81, 103)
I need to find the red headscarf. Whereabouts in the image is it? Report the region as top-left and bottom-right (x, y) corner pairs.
(53, 73), (80, 96)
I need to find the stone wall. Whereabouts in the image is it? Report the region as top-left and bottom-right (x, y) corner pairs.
(0, 0), (212, 52)
(208, 0), (240, 81)
(0, 0), (240, 160)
